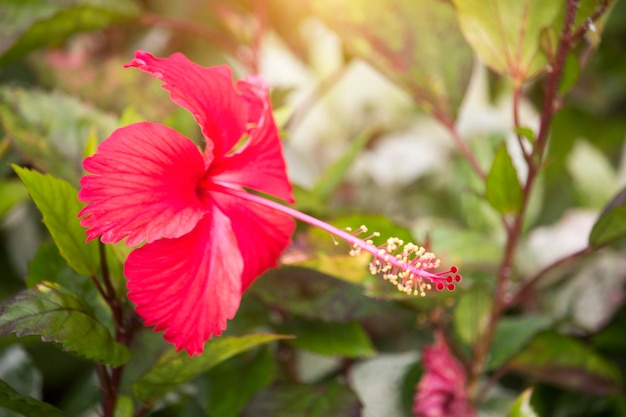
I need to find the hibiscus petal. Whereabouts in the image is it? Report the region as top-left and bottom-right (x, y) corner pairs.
(125, 213), (243, 355)
(209, 100), (294, 203)
(78, 122), (206, 246)
(125, 50), (247, 159)
(212, 191), (295, 290)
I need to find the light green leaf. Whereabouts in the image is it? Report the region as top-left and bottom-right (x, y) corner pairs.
(313, 0), (472, 120)
(0, 87), (117, 185)
(567, 139), (617, 209)
(133, 334), (292, 403)
(454, 287), (493, 345)
(282, 318), (375, 358)
(486, 144), (522, 215)
(0, 379), (66, 417)
(113, 395), (134, 417)
(0, 282), (130, 366)
(13, 165), (99, 276)
(0, 0), (139, 64)
(488, 315), (554, 370)
(313, 128), (372, 201)
(453, 0), (561, 83)
(509, 388), (538, 417)
(0, 179), (28, 220)
(589, 186), (626, 248)
(508, 331), (622, 395)
(559, 51), (580, 96)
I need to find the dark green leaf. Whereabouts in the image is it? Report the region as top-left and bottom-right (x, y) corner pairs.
(0, 282), (130, 366)
(312, 128), (373, 201)
(454, 287), (493, 345)
(0, 0), (139, 64)
(0, 87), (117, 185)
(133, 334), (291, 403)
(313, 0), (472, 120)
(252, 266), (385, 322)
(0, 179), (28, 220)
(486, 144), (522, 215)
(242, 381), (361, 417)
(589, 187), (626, 248)
(281, 318), (375, 358)
(205, 347), (276, 417)
(508, 332), (622, 395)
(509, 388), (538, 417)
(488, 315), (554, 370)
(13, 166), (99, 276)
(0, 379), (66, 417)
(452, 0), (561, 82)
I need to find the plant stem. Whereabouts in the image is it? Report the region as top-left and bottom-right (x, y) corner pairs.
(440, 116), (486, 180)
(467, 0), (580, 399)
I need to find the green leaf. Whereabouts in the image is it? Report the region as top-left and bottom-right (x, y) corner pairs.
(0, 0), (139, 64)
(13, 166), (99, 276)
(514, 126), (536, 144)
(454, 287), (493, 345)
(133, 334), (291, 403)
(452, 0), (561, 83)
(0, 379), (66, 417)
(567, 140), (617, 209)
(589, 206), (626, 248)
(205, 347), (276, 417)
(113, 395), (134, 417)
(559, 51), (580, 95)
(312, 128), (372, 201)
(242, 380), (361, 417)
(486, 144), (522, 215)
(0, 87), (117, 185)
(509, 388), (538, 417)
(508, 331), (622, 395)
(281, 318), (375, 358)
(313, 0), (472, 120)
(487, 315), (554, 370)
(252, 267), (385, 322)
(0, 179), (28, 220)
(0, 282), (130, 366)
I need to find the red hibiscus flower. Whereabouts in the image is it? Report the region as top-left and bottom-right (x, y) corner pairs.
(78, 51), (295, 355)
(413, 332), (476, 417)
(79, 51), (460, 356)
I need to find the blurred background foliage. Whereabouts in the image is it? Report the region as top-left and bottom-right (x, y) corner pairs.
(0, 0), (626, 416)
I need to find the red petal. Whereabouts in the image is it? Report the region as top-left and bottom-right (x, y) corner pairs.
(125, 51), (247, 160)
(209, 88), (294, 203)
(126, 51), (294, 203)
(212, 191), (295, 290)
(125, 213), (243, 355)
(78, 122), (206, 246)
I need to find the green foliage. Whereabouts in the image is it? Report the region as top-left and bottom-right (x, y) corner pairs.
(454, 286), (493, 345)
(252, 267), (386, 322)
(0, 87), (117, 185)
(0, 179), (28, 220)
(486, 144), (523, 215)
(313, 0), (473, 120)
(508, 331), (623, 395)
(487, 315), (554, 370)
(281, 318), (375, 357)
(133, 334), (291, 403)
(0, 0), (139, 64)
(509, 389), (538, 417)
(0, 282), (130, 366)
(13, 165), (99, 277)
(241, 380), (361, 417)
(204, 347), (276, 417)
(0, 379), (66, 417)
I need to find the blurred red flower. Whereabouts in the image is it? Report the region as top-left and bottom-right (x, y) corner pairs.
(413, 332), (476, 417)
